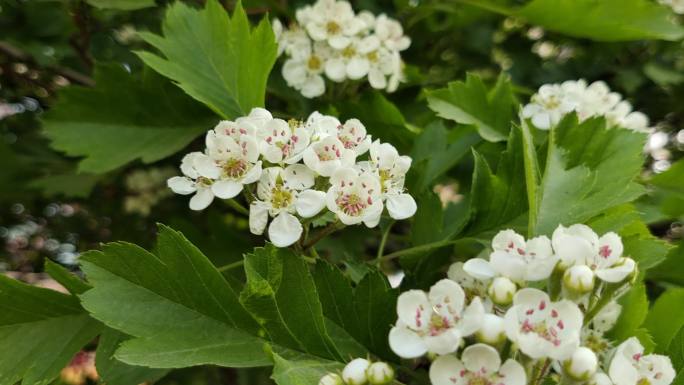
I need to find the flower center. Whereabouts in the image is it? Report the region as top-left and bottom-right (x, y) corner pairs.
(317, 143), (341, 161)
(307, 55), (322, 71)
(379, 169), (392, 193)
(196, 176), (214, 187)
(342, 45), (356, 58)
(270, 186), (293, 209)
(336, 193), (368, 216)
(521, 319), (562, 346)
(221, 158), (248, 179)
(637, 379), (652, 385)
(428, 313), (451, 336)
(326, 21), (341, 34)
(466, 376), (493, 385)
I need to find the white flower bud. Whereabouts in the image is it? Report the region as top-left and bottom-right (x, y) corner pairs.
(487, 277), (516, 306)
(476, 313), (506, 345)
(366, 362), (394, 385)
(563, 265), (595, 294)
(342, 358), (370, 385)
(564, 347), (598, 381)
(319, 373), (344, 385)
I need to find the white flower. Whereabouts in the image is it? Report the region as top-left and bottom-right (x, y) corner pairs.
(314, 117), (372, 156)
(167, 152), (218, 211)
(303, 135), (356, 176)
(282, 45), (327, 98)
(564, 346), (599, 381)
(592, 301), (621, 334)
(319, 373), (344, 385)
(258, 118), (311, 164)
(342, 358), (370, 385)
(476, 313), (506, 345)
(588, 372), (614, 385)
(552, 224), (636, 283)
(388, 279), (484, 358)
(609, 337), (676, 385)
(487, 277), (517, 306)
(275, 23), (311, 59)
(429, 344), (526, 385)
(366, 47), (400, 90)
(304, 0), (364, 49)
(373, 14), (411, 51)
(522, 84), (578, 129)
(326, 167), (383, 227)
(504, 288), (583, 360)
(463, 229), (558, 282)
(249, 165), (326, 247)
(204, 130), (263, 199)
(563, 265), (596, 294)
(324, 36), (378, 81)
(358, 140), (416, 220)
(447, 262), (489, 300)
(366, 362), (394, 385)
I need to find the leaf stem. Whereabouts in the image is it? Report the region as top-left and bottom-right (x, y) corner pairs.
(217, 260), (245, 272)
(303, 221), (344, 250)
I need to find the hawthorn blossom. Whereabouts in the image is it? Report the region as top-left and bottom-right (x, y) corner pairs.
(522, 83), (578, 129)
(303, 135), (356, 176)
(258, 118), (311, 164)
(303, 0), (364, 50)
(324, 36), (377, 81)
(389, 279), (484, 358)
(504, 288), (583, 360)
(374, 14), (411, 51)
(249, 165), (326, 247)
(282, 45), (327, 98)
(429, 344), (526, 385)
(552, 224), (636, 283)
(203, 130), (262, 199)
(313, 117), (372, 156)
(447, 262), (488, 301)
(463, 229), (558, 282)
(167, 152), (219, 210)
(609, 337), (675, 385)
(326, 167), (383, 227)
(357, 140), (417, 220)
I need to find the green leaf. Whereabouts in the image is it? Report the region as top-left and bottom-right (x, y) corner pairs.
(270, 351), (342, 385)
(643, 288), (684, 353)
(668, 326), (684, 370)
(410, 122), (481, 191)
(86, 0), (155, 10)
(516, 0), (684, 42)
(313, 262), (398, 361)
(239, 245), (342, 361)
(648, 241), (684, 285)
(44, 260), (91, 295)
(136, 0), (277, 119)
(651, 158), (684, 195)
(532, 116), (646, 235)
(96, 329), (169, 385)
(607, 281), (648, 342)
(0, 275), (102, 385)
(426, 73), (517, 142)
(29, 172), (99, 198)
(464, 125), (527, 236)
(43, 64), (213, 173)
(79, 225), (270, 368)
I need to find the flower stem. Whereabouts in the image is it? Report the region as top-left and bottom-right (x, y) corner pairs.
(226, 199), (249, 216)
(584, 281), (627, 323)
(376, 220), (395, 262)
(371, 239), (459, 264)
(303, 221), (344, 249)
(217, 260), (245, 272)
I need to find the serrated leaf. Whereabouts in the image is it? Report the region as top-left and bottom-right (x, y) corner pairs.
(79, 225), (270, 368)
(427, 73), (517, 142)
(643, 288), (684, 353)
(0, 275), (102, 385)
(44, 260), (91, 295)
(240, 245), (342, 361)
(464, 125), (527, 236)
(135, 0), (277, 119)
(96, 329), (169, 385)
(517, 0), (684, 42)
(43, 64), (213, 173)
(533, 116), (646, 235)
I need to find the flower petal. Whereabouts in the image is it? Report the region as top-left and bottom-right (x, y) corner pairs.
(189, 188), (214, 211)
(386, 193), (417, 220)
(249, 202), (269, 235)
(462, 343), (501, 374)
(295, 189), (327, 218)
(268, 212), (303, 247)
(429, 355), (465, 385)
(211, 180), (243, 199)
(463, 258), (496, 280)
(396, 290), (430, 331)
(167, 176), (196, 195)
(499, 359), (527, 385)
(388, 325), (427, 359)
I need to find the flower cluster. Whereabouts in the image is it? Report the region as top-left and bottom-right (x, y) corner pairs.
(522, 79), (650, 132)
(273, 0), (410, 98)
(319, 358), (395, 385)
(167, 108), (417, 248)
(388, 224), (675, 385)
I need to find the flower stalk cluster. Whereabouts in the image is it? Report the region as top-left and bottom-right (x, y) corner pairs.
(168, 108), (417, 248)
(273, 0), (410, 98)
(522, 80), (650, 132)
(386, 224), (675, 385)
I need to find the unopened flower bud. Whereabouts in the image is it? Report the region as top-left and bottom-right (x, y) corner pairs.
(488, 277), (516, 306)
(343, 358), (370, 385)
(563, 265), (595, 294)
(319, 373), (344, 385)
(564, 347), (598, 381)
(476, 313), (506, 345)
(366, 362), (394, 385)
